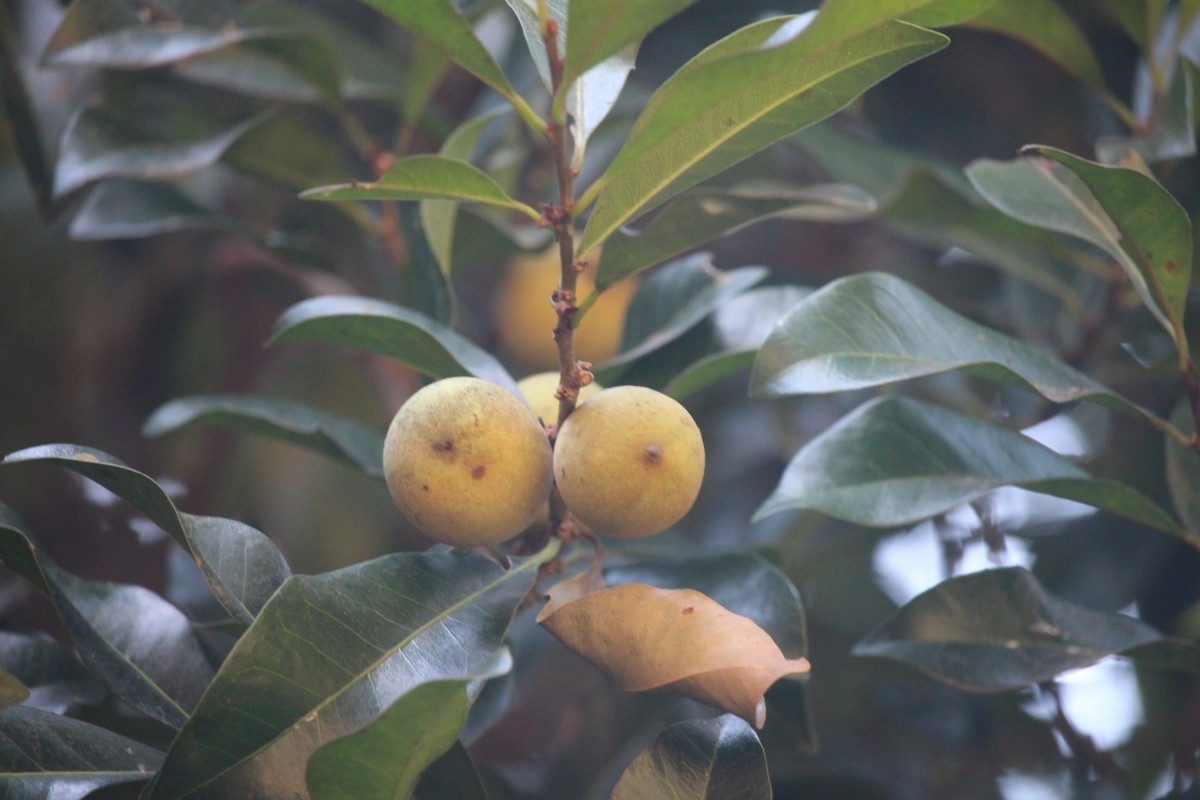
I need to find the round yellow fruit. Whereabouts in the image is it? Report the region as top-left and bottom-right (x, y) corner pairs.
(494, 247), (635, 371)
(516, 371), (602, 427)
(553, 386), (705, 538)
(383, 377), (553, 547)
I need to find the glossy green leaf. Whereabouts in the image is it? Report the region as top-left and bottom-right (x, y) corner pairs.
(268, 295), (517, 393)
(755, 395), (1186, 540)
(171, 35), (343, 105)
(964, 0), (1128, 118)
(967, 147), (1193, 346)
(562, 0), (697, 89)
(143, 394), (385, 478)
(0, 631), (105, 714)
(54, 107), (264, 197)
(43, 24), (246, 68)
(750, 271), (1160, 424)
(503, 0), (564, 93)
(0, 706), (164, 797)
(0, 668), (29, 712)
(68, 180), (233, 241)
(612, 714), (770, 800)
(303, 155), (540, 221)
(420, 109), (510, 275)
(854, 567), (1163, 690)
(1166, 399), (1200, 537)
(0, 518), (213, 728)
(663, 285), (812, 400)
(148, 547), (550, 799)
(596, 255), (766, 380)
(901, 0), (999, 26)
(401, 203), (455, 326)
(596, 184), (875, 290)
(306, 679), (473, 800)
(1, 445), (291, 627)
(353, 0), (518, 106)
(576, 11), (948, 254)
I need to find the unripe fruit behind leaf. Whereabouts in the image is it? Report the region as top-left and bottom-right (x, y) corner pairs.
(516, 371), (601, 427)
(553, 386), (704, 538)
(383, 377), (553, 547)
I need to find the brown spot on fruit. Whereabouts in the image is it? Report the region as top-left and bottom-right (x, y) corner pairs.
(421, 484), (429, 492)
(432, 439), (454, 453)
(682, 606), (694, 615)
(643, 444), (663, 465)
(472, 465), (486, 480)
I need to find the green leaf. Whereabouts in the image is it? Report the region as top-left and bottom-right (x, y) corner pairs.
(353, 0), (519, 108)
(0, 668), (29, 712)
(562, 0), (698, 89)
(1098, 59), (1199, 164)
(171, 35), (344, 106)
(0, 5), (55, 217)
(412, 742), (488, 800)
(854, 566), (1163, 690)
(419, 108), (510, 276)
(755, 395), (1186, 540)
(54, 107), (265, 197)
(900, 0), (999, 26)
(68, 180), (235, 241)
(749, 271), (1161, 424)
(143, 394), (385, 478)
(612, 714), (770, 800)
(401, 203), (455, 326)
(1, 446), (291, 627)
(576, 12), (948, 254)
(0, 516), (213, 728)
(664, 284), (812, 400)
(43, 24), (246, 69)
(0, 705), (164, 796)
(597, 184), (875, 290)
(596, 255), (767, 380)
(147, 547), (550, 799)
(303, 155), (540, 221)
(1166, 399), (1200, 538)
(269, 295), (517, 393)
(307, 679), (474, 800)
(967, 147), (1193, 347)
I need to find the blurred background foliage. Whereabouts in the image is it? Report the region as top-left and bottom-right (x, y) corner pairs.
(2, 0), (1200, 798)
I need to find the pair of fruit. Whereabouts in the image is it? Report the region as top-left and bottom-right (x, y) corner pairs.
(382, 376), (705, 546)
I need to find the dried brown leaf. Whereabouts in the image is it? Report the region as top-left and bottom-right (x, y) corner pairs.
(537, 583), (810, 728)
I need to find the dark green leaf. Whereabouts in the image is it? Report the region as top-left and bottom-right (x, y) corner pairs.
(1166, 399), (1200, 537)
(170, 34), (344, 105)
(54, 107), (264, 197)
(755, 395), (1186, 540)
(148, 547), (551, 799)
(612, 714), (770, 800)
(854, 566), (1163, 690)
(307, 679), (474, 800)
(749, 271), (1161, 425)
(400, 203), (455, 325)
(0, 668), (29, 712)
(144, 395), (385, 478)
(0, 706), (164, 797)
(352, 0), (520, 108)
(967, 147), (1193, 346)
(68, 180), (235, 241)
(0, 520), (213, 728)
(596, 255), (767, 379)
(0, 5), (55, 217)
(0, 631), (105, 714)
(412, 742), (488, 800)
(1, 445), (291, 627)
(268, 295), (517, 393)
(43, 25), (246, 69)
(563, 0), (698, 89)
(576, 11), (948, 254)
(303, 155), (540, 221)
(597, 184), (875, 290)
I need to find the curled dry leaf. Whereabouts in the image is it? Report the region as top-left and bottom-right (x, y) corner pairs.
(537, 582), (810, 728)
